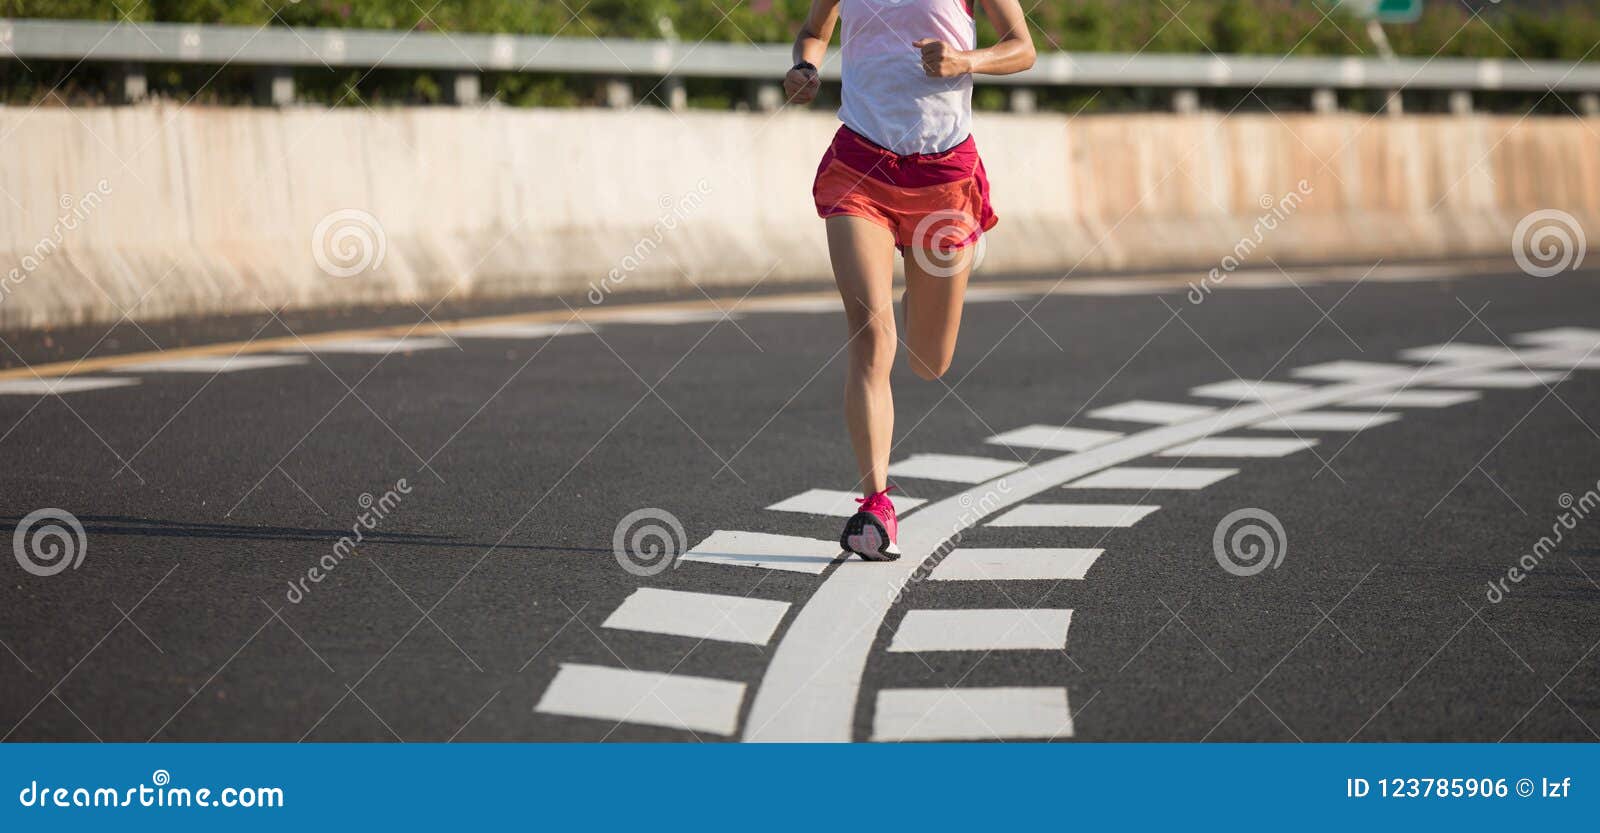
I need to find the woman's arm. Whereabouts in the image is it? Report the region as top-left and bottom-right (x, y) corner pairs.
(785, 0), (841, 105)
(917, 0), (1036, 79)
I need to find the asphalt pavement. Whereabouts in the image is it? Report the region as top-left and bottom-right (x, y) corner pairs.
(1, 261), (1597, 742)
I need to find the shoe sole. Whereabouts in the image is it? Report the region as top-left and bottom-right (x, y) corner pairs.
(840, 511), (901, 562)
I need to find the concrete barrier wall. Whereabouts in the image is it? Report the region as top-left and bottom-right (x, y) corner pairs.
(2, 106), (1596, 330)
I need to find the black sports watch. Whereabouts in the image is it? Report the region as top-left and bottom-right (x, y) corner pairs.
(792, 60), (818, 73)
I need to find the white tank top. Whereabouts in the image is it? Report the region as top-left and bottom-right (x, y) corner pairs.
(836, 0), (976, 155)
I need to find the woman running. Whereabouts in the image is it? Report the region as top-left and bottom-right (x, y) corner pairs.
(785, 0), (1035, 561)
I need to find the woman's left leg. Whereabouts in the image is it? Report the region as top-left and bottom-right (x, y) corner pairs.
(901, 247), (976, 381)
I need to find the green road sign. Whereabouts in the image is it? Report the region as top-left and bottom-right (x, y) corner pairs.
(1335, 0), (1423, 24)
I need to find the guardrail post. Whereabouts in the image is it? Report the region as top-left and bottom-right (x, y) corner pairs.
(112, 62), (147, 104)
(601, 78), (632, 108)
(661, 76), (687, 111)
(1382, 89), (1404, 116)
(1311, 87), (1337, 114)
(747, 81), (783, 112)
(1448, 90), (1473, 115)
(253, 67), (294, 107)
(1008, 88), (1037, 114)
(444, 71), (481, 106)
(1172, 88), (1200, 114)
(1579, 93), (1600, 117)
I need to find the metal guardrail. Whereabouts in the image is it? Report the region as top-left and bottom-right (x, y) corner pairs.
(4, 17), (1599, 113)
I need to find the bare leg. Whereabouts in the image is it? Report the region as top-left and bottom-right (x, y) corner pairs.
(902, 245), (975, 381)
(826, 216), (898, 496)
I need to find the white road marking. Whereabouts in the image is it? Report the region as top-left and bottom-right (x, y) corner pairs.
(887, 453), (1024, 483)
(1528, 356), (1600, 370)
(742, 337), (1585, 742)
(1433, 370), (1567, 389)
(1345, 389), (1480, 408)
(1399, 343), (1513, 364)
(290, 336), (453, 354)
(1291, 360), (1420, 382)
(1250, 411), (1401, 431)
(985, 424), (1123, 452)
(871, 687), (1073, 741)
(601, 588), (790, 646)
(1086, 400), (1217, 425)
(743, 297), (841, 314)
(888, 609), (1072, 653)
(963, 288), (1031, 303)
(988, 503), (1159, 527)
(679, 530), (842, 574)
(930, 548), (1103, 581)
(765, 489), (926, 518)
(1066, 466), (1237, 490)
(601, 309), (739, 326)
(1190, 379), (1313, 402)
(0, 377), (140, 395)
(1158, 437), (1319, 458)
(1514, 327), (1600, 348)
(116, 355), (308, 373)
(535, 663), (745, 736)
(449, 322), (590, 339)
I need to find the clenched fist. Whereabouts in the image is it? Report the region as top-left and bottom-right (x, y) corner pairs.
(784, 64), (820, 105)
(913, 38), (973, 78)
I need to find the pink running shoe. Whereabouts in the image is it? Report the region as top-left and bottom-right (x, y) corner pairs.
(841, 487), (901, 561)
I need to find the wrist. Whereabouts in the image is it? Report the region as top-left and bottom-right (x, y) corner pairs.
(792, 60), (817, 73)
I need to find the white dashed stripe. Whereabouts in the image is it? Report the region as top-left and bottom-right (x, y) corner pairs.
(0, 377), (140, 395)
(765, 489), (926, 518)
(1345, 389), (1480, 408)
(1087, 400), (1217, 425)
(963, 288), (1031, 303)
(1399, 343), (1513, 364)
(1158, 437), (1318, 458)
(888, 609), (1072, 653)
(1251, 411), (1400, 431)
(1435, 370), (1566, 389)
(1066, 466), (1237, 490)
(449, 322), (589, 339)
(601, 588), (791, 646)
(291, 336), (453, 354)
(1529, 356), (1600, 370)
(744, 297), (841, 314)
(930, 548), (1103, 581)
(1190, 379), (1314, 402)
(985, 424), (1122, 452)
(988, 503), (1159, 527)
(1291, 360), (1419, 382)
(117, 355), (307, 373)
(602, 309), (737, 326)
(872, 687), (1073, 741)
(679, 530), (841, 574)
(536, 663), (746, 736)
(1514, 327), (1600, 348)
(887, 453), (1024, 484)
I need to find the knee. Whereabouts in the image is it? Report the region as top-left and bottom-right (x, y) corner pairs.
(848, 314), (897, 377)
(907, 350), (951, 381)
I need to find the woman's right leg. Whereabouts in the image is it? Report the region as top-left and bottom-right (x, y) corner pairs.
(826, 215), (898, 496)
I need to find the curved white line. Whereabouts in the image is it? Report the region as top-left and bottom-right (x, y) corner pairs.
(742, 342), (1584, 741)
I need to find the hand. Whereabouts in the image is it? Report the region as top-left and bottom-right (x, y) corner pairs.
(913, 38), (972, 78)
(784, 65), (820, 105)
